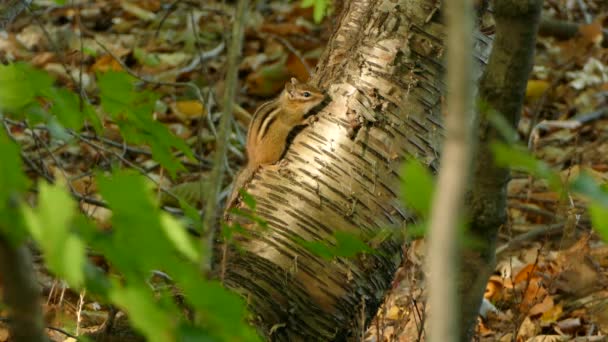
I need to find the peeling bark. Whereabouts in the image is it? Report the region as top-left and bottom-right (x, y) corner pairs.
(222, 0), (492, 339)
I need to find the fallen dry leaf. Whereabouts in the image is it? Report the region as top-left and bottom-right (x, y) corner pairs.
(170, 100), (207, 123)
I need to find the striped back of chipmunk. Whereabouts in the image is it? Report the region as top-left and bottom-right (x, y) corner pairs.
(247, 98), (281, 155)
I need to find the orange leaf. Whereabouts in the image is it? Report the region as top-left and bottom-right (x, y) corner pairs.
(519, 277), (548, 312)
(514, 264), (538, 285)
(91, 54), (123, 73)
(578, 20), (604, 46)
(485, 275), (504, 301)
(528, 294), (553, 317)
(286, 53), (314, 82)
(477, 318), (494, 337)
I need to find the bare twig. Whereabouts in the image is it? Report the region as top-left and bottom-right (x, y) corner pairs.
(576, 0), (592, 24)
(1, 118), (109, 208)
(267, 33), (313, 77)
(496, 223), (565, 255)
(76, 290), (85, 336)
(575, 107), (608, 124)
(25, 121), (82, 197)
(177, 41), (225, 75)
(46, 325), (78, 339)
(539, 17), (608, 47)
(75, 134), (184, 204)
(528, 107), (608, 149)
(3, 116), (208, 167)
(0, 0), (33, 28)
(155, 0), (182, 37)
(79, 133), (210, 169)
(155, 0), (231, 38)
(200, 0), (248, 273)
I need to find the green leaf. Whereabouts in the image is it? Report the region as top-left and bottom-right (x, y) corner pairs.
(179, 279), (256, 340)
(333, 231), (376, 258)
(42, 87), (84, 130)
(405, 222), (427, 239)
(570, 173), (608, 207)
(297, 238), (334, 260)
(97, 71), (136, 117)
(300, 0), (315, 7)
(46, 116), (72, 141)
(400, 160), (435, 217)
(312, 0), (327, 23)
(571, 173), (608, 242)
(297, 231), (375, 260)
(164, 180), (205, 207)
(109, 285), (175, 342)
(240, 189), (256, 210)
(482, 100), (519, 144)
(96, 171), (177, 273)
(0, 130), (28, 238)
(148, 137), (185, 177)
(134, 48), (161, 67)
(491, 142), (562, 190)
(160, 213), (199, 262)
(590, 203), (608, 242)
(227, 207), (268, 229)
(0, 62), (53, 112)
(21, 181), (85, 286)
(22, 101), (50, 125)
(76, 99), (103, 134)
(177, 324), (215, 342)
(0, 63), (100, 133)
(82, 46), (97, 57)
(179, 198), (203, 233)
(0, 130), (27, 200)
(97, 70), (194, 177)
(300, 0), (328, 23)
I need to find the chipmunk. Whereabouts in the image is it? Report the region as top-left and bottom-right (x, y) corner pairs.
(225, 77), (325, 210)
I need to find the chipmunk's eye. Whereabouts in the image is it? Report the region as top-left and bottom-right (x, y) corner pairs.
(303, 92), (311, 98)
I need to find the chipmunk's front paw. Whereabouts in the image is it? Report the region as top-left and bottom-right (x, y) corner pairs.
(306, 115), (319, 126)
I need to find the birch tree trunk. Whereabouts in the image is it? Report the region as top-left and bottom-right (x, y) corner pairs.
(222, 1), (492, 340)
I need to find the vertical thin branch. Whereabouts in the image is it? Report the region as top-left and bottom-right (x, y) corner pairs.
(76, 289), (86, 336)
(462, 1), (543, 339)
(426, 0), (475, 341)
(200, 0), (248, 273)
(0, 236), (49, 342)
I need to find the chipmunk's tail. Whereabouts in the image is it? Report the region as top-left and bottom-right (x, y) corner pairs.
(224, 166), (256, 214)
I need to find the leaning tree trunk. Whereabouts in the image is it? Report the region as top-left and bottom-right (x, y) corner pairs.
(222, 1), (492, 340)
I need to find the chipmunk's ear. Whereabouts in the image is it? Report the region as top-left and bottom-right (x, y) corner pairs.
(291, 77), (299, 85)
(285, 79), (296, 97)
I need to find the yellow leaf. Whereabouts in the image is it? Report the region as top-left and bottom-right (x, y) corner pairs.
(540, 302), (563, 325)
(526, 80), (549, 101)
(385, 306), (401, 320)
(170, 100), (206, 122)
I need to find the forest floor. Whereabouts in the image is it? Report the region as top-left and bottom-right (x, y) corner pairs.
(1, 0), (607, 341)
(376, 1), (608, 341)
